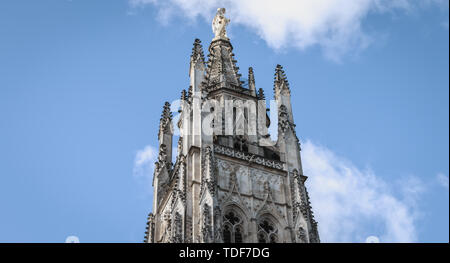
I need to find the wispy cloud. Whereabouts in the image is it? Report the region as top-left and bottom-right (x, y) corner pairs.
(133, 145), (158, 194)
(129, 0), (447, 61)
(302, 140), (423, 242)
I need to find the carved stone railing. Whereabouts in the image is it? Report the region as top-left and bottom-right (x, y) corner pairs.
(213, 145), (284, 170)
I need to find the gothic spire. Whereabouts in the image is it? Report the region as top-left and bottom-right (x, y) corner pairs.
(203, 39), (242, 91)
(189, 39), (206, 94)
(248, 67), (256, 96)
(274, 64), (290, 93)
(203, 9), (242, 92)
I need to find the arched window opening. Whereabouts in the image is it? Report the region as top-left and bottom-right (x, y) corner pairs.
(222, 211), (244, 243)
(257, 218), (278, 244)
(259, 220), (274, 233)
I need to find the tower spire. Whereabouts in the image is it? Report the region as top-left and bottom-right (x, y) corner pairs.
(204, 8), (242, 92)
(146, 8), (320, 245)
(189, 39), (206, 94)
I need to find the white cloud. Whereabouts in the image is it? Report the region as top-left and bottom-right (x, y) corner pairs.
(129, 0), (446, 61)
(436, 173), (449, 189)
(133, 145), (158, 193)
(302, 140), (423, 242)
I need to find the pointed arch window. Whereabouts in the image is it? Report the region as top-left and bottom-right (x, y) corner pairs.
(257, 219), (278, 243)
(222, 211), (244, 243)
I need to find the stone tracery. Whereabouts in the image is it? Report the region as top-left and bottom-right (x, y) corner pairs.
(222, 210), (244, 243)
(257, 218), (279, 243)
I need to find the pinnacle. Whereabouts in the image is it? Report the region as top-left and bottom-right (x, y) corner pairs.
(257, 88), (265, 100)
(274, 64), (287, 82)
(191, 38), (205, 63)
(180, 89), (188, 101)
(248, 67), (255, 83)
(161, 102), (172, 121)
(248, 67), (256, 96)
(274, 64), (290, 91)
(158, 102), (173, 140)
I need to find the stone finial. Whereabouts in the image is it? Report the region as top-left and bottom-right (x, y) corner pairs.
(248, 67), (255, 82)
(212, 8), (230, 40)
(161, 102), (172, 121)
(274, 64), (290, 94)
(181, 89), (188, 101)
(274, 65), (290, 87)
(191, 38), (205, 63)
(248, 67), (256, 96)
(274, 65), (288, 84)
(158, 102), (172, 139)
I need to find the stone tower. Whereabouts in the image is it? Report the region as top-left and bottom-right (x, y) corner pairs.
(144, 8), (319, 243)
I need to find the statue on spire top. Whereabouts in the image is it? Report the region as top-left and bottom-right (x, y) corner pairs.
(212, 8), (230, 40)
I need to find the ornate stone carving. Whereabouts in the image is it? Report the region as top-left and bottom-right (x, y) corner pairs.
(214, 145), (284, 170)
(202, 204), (212, 242)
(297, 226), (307, 243)
(161, 211), (172, 243)
(171, 212), (183, 243)
(257, 218), (279, 243)
(278, 105), (290, 134)
(222, 210), (244, 243)
(191, 38), (205, 64)
(200, 146), (216, 199)
(176, 137), (183, 160)
(309, 220), (320, 243)
(274, 64), (290, 93)
(213, 208), (223, 243)
(144, 213), (155, 243)
(159, 102), (173, 137)
(291, 170), (304, 221)
(229, 165), (240, 192)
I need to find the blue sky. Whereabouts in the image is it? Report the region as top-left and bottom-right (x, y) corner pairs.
(0, 0), (448, 242)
